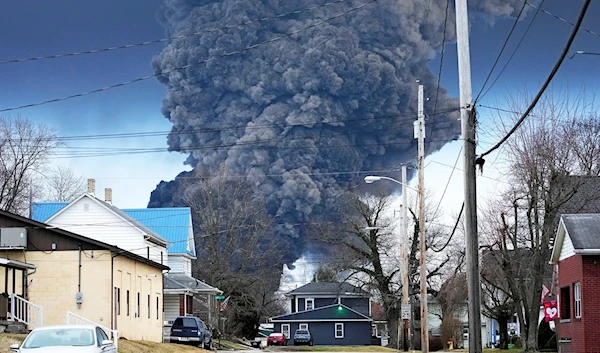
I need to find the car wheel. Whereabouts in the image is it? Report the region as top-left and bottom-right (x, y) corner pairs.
(205, 339), (212, 350)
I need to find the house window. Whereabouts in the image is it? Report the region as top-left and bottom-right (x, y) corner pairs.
(574, 282), (581, 318)
(156, 296), (160, 320)
(126, 290), (130, 316)
(335, 323), (344, 338)
(305, 298), (314, 311)
(116, 288), (121, 316)
(161, 252), (163, 264)
(281, 324), (290, 338)
(137, 292), (141, 318)
(299, 323), (308, 330)
(148, 294), (151, 319)
(560, 286), (571, 320)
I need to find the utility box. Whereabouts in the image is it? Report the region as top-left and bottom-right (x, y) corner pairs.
(0, 228), (27, 248)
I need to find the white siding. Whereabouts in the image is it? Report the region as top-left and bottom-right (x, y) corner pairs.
(146, 240), (167, 266)
(47, 195), (168, 267)
(164, 294), (180, 325)
(559, 233), (576, 261)
(168, 256), (192, 276)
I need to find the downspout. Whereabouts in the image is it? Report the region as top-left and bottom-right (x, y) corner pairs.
(78, 244), (82, 309)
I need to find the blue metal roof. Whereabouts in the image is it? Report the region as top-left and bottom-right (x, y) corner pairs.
(122, 208), (196, 257)
(31, 202), (68, 222)
(31, 202), (195, 257)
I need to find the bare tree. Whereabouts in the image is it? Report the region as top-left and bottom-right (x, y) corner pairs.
(481, 87), (600, 352)
(0, 115), (60, 215)
(41, 165), (86, 202)
(181, 166), (284, 337)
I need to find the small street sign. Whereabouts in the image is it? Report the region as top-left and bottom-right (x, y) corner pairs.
(401, 304), (411, 320)
(215, 295), (226, 300)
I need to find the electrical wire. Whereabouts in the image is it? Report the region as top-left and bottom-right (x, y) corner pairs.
(0, 0), (357, 65)
(430, 202), (464, 253)
(476, 0), (547, 103)
(431, 145), (462, 220)
(0, 0), (376, 113)
(480, 0), (592, 159)
(473, 0), (528, 104)
(522, 0), (600, 39)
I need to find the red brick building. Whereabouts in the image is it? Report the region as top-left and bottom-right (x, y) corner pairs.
(550, 214), (600, 353)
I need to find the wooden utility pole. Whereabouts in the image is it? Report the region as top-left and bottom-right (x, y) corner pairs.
(415, 83), (428, 353)
(454, 0), (482, 351)
(401, 165), (410, 351)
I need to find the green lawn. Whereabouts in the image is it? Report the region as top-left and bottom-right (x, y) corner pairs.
(213, 339), (249, 350)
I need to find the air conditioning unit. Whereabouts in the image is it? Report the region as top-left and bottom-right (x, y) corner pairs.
(0, 228), (27, 248)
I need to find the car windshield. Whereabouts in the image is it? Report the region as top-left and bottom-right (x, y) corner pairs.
(173, 318), (197, 329)
(296, 330), (309, 335)
(22, 328), (95, 348)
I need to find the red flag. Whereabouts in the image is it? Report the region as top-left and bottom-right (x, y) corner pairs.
(543, 300), (558, 322)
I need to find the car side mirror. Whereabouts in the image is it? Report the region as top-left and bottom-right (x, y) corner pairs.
(101, 339), (114, 346)
(9, 343), (19, 352)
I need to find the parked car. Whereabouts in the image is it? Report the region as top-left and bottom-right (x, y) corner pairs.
(10, 324), (116, 352)
(267, 333), (288, 346)
(250, 335), (268, 348)
(169, 316), (212, 349)
(293, 329), (314, 346)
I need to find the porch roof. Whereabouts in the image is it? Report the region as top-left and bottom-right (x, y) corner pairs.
(0, 258), (36, 270)
(164, 273), (222, 295)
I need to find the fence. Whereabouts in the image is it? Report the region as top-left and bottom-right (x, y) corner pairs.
(10, 294), (43, 329)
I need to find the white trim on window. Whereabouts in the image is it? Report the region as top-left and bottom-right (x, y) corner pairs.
(305, 298), (315, 311)
(335, 323), (344, 338)
(299, 323), (309, 330)
(574, 282), (582, 318)
(282, 324), (291, 339)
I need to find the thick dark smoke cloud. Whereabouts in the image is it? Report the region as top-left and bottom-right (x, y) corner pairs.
(149, 0), (527, 264)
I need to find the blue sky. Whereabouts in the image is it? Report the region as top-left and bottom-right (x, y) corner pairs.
(1, 0), (599, 212)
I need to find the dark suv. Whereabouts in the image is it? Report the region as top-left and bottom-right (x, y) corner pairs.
(170, 316), (212, 349)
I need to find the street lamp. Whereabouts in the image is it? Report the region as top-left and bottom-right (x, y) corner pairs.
(364, 169), (424, 352)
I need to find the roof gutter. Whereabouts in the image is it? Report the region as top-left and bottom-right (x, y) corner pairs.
(574, 249), (600, 255)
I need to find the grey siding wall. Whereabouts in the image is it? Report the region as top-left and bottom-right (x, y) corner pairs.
(341, 298), (369, 316)
(315, 297), (338, 308)
(273, 321), (371, 345)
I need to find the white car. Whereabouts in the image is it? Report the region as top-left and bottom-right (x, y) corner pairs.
(10, 324), (117, 353)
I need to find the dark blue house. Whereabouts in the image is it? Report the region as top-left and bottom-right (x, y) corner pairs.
(269, 282), (373, 345)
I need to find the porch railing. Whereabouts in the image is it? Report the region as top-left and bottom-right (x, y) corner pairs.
(10, 293), (43, 329)
(66, 311), (118, 350)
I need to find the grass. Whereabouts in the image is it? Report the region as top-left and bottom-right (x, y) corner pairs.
(0, 333), (210, 353)
(214, 339), (249, 350)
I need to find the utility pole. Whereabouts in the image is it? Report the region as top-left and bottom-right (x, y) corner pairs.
(415, 83), (428, 353)
(401, 165), (410, 351)
(454, 0), (482, 352)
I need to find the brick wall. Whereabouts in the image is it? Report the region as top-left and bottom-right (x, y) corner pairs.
(582, 256), (600, 353)
(557, 254), (584, 353)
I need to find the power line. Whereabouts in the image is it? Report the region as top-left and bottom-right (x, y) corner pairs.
(476, 0), (547, 102)
(0, 0), (376, 113)
(473, 0), (528, 104)
(20, 106), (455, 142)
(480, 0), (592, 158)
(0, 0), (356, 65)
(522, 0), (600, 39)
(431, 145), (462, 220)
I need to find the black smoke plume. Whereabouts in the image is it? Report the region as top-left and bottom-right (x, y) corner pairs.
(149, 0), (527, 264)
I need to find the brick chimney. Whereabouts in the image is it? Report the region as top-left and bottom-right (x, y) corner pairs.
(87, 179), (95, 195)
(105, 188), (113, 204)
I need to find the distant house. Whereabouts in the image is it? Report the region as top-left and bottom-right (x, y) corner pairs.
(0, 209), (168, 342)
(550, 213), (600, 353)
(269, 282), (373, 345)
